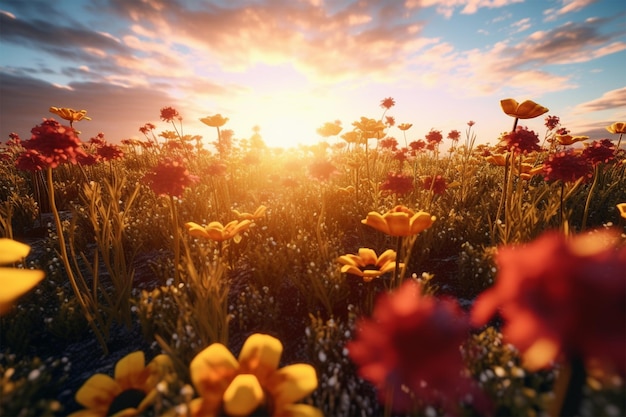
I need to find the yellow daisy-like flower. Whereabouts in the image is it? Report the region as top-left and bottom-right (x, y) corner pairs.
(352, 117), (386, 139)
(397, 123), (413, 131)
(617, 203), (626, 219)
(500, 98), (549, 120)
(69, 351), (174, 417)
(185, 219), (252, 243)
(49, 106), (91, 123)
(337, 248), (401, 282)
(555, 134), (589, 146)
(189, 333), (321, 417)
(606, 122), (626, 134)
(362, 205), (436, 237)
(0, 239), (45, 315)
(232, 205), (267, 221)
(200, 114), (229, 128)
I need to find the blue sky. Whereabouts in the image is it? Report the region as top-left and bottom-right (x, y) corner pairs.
(1, 0), (625, 149)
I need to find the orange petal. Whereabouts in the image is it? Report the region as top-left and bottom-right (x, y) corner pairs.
(75, 374), (121, 410)
(0, 268), (45, 315)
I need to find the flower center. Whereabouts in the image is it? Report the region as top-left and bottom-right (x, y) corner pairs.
(107, 388), (146, 416)
(362, 264), (380, 271)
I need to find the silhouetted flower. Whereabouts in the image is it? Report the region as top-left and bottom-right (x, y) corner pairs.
(425, 129), (443, 145)
(348, 280), (486, 413)
(543, 150), (592, 183)
(380, 97), (396, 110)
(97, 143), (124, 161)
(144, 158), (198, 197)
(447, 130), (461, 141)
(398, 123), (412, 131)
(316, 121), (343, 137)
(308, 159), (337, 182)
(160, 106), (181, 122)
(200, 114), (229, 128)
(385, 116), (395, 127)
(545, 115), (560, 130)
(380, 172), (414, 196)
(379, 137), (398, 151)
(472, 230), (626, 375)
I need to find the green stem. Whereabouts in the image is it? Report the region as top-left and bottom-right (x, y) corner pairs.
(581, 165), (600, 230)
(169, 195), (181, 285)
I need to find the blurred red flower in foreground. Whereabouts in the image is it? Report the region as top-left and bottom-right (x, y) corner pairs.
(348, 280), (488, 414)
(472, 230), (626, 375)
(543, 150), (592, 183)
(19, 119), (87, 169)
(144, 158), (198, 197)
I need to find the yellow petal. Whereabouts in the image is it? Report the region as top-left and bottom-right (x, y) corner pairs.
(268, 364), (318, 407)
(75, 374), (121, 410)
(361, 212), (390, 235)
(0, 238), (31, 264)
(516, 100), (549, 119)
(0, 268), (45, 315)
(336, 254), (359, 268)
(340, 265), (364, 276)
(356, 248), (377, 266)
(384, 211), (412, 236)
(114, 351), (146, 390)
(223, 374), (264, 416)
(185, 222), (210, 239)
(376, 249), (397, 266)
(500, 98), (519, 117)
(606, 122), (626, 134)
(190, 343), (238, 399)
(617, 203), (626, 219)
(238, 334), (282, 382)
(281, 404), (324, 417)
(410, 212), (436, 234)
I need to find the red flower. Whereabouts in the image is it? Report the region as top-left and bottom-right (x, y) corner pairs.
(76, 152), (100, 166)
(467, 120), (476, 127)
(408, 140), (426, 153)
(380, 172), (414, 196)
(203, 161), (228, 177)
(385, 116), (395, 127)
(379, 137), (398, 151)
(543, 150), (592, 183)
(144, 158), (198, 197)
(348, 280), (487, 413)
(160, 106), (181, 122)
(472, 231), (626, 375)
(425, 129), (443, 145)
(499, 126), (541, 154)
(447, 130), (461, 141)
(380, 97), (395, 110)
(89, 133), (106, 147)
(544, 115), (560, 130)
(96, 144), (124, 162)
(581, 139), (615, 166)
(422, 175), (447, 195)
(15, 150), (48, 172)
(21, 118), (87, 168)
(308, 159), (337, 182)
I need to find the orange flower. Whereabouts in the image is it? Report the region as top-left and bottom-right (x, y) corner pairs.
(555, 134), (589, 146)
(606, 122), (626, 134)
(0, 239), (45, 315)
(500, 98), (549, 119)
(316, 121), (343, 137)
(186, 219), (252, 243)
(49, 107), (91, 123)
(200, 114), (229, 128)
(362, 206), (435, 237)
(232, 205), (267, 221)
(337, 248), (401, 282)
(397, 123), (413, 131)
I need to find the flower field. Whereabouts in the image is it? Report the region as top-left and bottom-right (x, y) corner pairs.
(1, 98), (625, 417)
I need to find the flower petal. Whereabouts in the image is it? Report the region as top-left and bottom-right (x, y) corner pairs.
(384, 211), (411, 236)
(238, 334), (282, 382)
(114, 351), (146, 390)
(0, 268), (45, 315)
(267, 364), (318, 407)
(0, 238), (31, 264)
(361, 212), (390, 235)
(500, 98), (519, 117)
(75, 374), (121, 410)
(409, 212), (436, 235)
(223, 374), (264, 416)
(281, 404), (324, 417)
(190, 343), (239, 399)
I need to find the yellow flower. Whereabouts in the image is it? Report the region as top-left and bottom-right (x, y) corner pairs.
(200, 114), (229, 128)
(362, 206), (436, 237)
(49, 107), (91, 122)
(555, 134), (589, 146)
(617, 203), (626, 219)
(185, 219), (252, 243)
(340, 130), (360, 144)
(316, 121), (343, 137)
(0, 238), (45, 315)
(189, 333), (321, 417)
(337, 248), (401, 282)
(232, 205), (267, 221)
(397, 123), (413, 131)
(69, 351), (174, 417)
(500, 98), (549, 119)
(606, 122), (626, 134)
(485, 153), (507, 166)
(352, 117), (386, 139)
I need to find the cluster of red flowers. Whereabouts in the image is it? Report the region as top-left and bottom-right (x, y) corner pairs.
(380, 172), (414, 196)
(447, 129), (461, 141)
(543, 149), (592, 183)
(15, 119), (87, 171)
(379, 137), (398, 151)
(499, 126), (541, 154)
(425, 129), (443, 146)
(421, 175), (448, 195)
(544, 115), (560, 130)
(144, 158), (198, 197)
(160, 106), (181, 123)
(408, 139), (426, 154)
(581, 139), (616, 166)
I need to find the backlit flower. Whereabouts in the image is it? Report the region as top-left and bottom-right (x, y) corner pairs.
(380, 172), (413, 196)
(447, 130), (461, 141)
(144, 158), (198, 197)
(232, 205), (267, 221)
(545, 115), (560, 130)
(160, 106), (181, 122)
(348, 280), (486, 413)
(498, 126), (541, 154)
(14, 149), (48, 172)
(555, 134), (589, 146)
(316, 121), (343, 137)
(189, 333), (321, 417)
(582, 139), (615, 166)
(425, 129), (443, 145)
(0, 239), (45, 315)
(472, 231), (626, 375)
(200, 114), (229, 128)
(97, 143), (124, 161)
(398, 123), (412, 131)
(606, 122), (626, 134)
(185, 219), (252, 243)
(352, 117), (386, 139)
(500, 98), (549, 119)
(308, 159), (337, 182)
(70, 351), (174, 417)
(543, 150), (592, 183)
(362, 205), (435, 237)
(485, 153), (507, 166)
(380, 97), (395, 110)
(337, 248), (401, 282)
(21, 119), (87, 168)
(49, 106), (91, 123)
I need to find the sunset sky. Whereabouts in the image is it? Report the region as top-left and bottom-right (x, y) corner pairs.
(1, 0), (625, 149)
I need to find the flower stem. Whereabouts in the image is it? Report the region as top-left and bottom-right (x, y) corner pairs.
(550, 356), (586, 417)
(169, 195), (181, 285)
(581, 164), (600, 230)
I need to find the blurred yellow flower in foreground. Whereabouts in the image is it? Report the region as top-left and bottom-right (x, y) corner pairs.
(232, 205), (267, 221)
(617, 203), (626, 219)
(362, 205), (436, 237)
(189, 333), (321, 417)
(186, 219), (252, 243)
(49, 106), (91, 123)
(70, 351), (174, 417)
(0, 238), (45, 315)
(606, 122), (626, 134)
(337, 248), (401, 282)
(500, 99), (549, 119)
(200, 114), (229, 128)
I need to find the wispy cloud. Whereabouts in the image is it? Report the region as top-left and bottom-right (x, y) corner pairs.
(573, 87), (626, 113)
